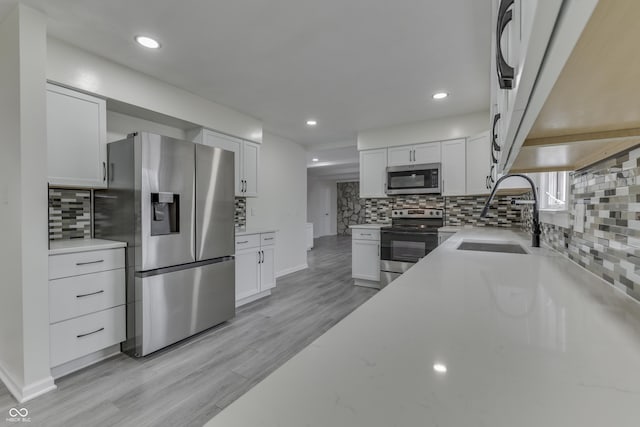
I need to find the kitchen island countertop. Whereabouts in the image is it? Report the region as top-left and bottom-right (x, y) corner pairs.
(206, 227), (640, 427)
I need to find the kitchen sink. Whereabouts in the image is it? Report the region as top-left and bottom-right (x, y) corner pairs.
(456, 241), (528, 254)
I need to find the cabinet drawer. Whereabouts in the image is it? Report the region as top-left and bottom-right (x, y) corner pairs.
(235, 234), (260, 250)
(50, 305), (125, 367)
(352, 229), (380, 241)
(49, 248), (125, 280)
(260, 233), (276, 246)
(50, 269), (125, 324)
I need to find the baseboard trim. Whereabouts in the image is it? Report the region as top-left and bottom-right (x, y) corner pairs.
(51, 344), (121, 379)
(21, 376), (56, 403)
(0, 362), (23, 403)
(0, 362), (57, 403)
(276, 263), (308, 278)
(236, 290), (271, 308)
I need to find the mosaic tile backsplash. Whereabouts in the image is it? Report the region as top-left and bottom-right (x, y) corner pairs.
(48, 188), (92, 240)
(235, 197), (246, 229)
(365, 194), (529, 228)
(337, 182), (365, 235)
(540, 145), (640, 302)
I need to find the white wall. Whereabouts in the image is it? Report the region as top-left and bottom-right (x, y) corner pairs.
(0, 4), (56, 402)
(106, 110), (186, 142)
(46, 38), (263, 143)
(246, 133), (308, 277)
(307, 177), (337, 237)
(357, 110), (490, 150)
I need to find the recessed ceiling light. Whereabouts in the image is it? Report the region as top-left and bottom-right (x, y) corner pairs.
(135, 36), (161, 49)
(306, 120), (317, 126)
(433, 363), (447, 374)
(432, 92), (448, 100)
(312, 158), (319, 162)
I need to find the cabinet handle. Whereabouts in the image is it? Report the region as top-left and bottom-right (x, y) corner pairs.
(237, 240), (248, 244)
(76, 290), (105, 298)
(491, 146), (498, 164)
(76, 259), (104, 266)
(378, 244), (380, 257)
(492, 113), (501, 152)
(77, 327), (105, 339)
(360, 233), (372, 236)
(486, 176), (490, 189)
(496, 0), (515, 89)
(263, 237), (273, 241)
(261, 250), (264, 263)
(489, 165), (496, 184)
(103, 162), (107, 181)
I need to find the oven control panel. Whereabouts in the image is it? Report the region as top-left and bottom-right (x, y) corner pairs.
(391, 208), (443, 218)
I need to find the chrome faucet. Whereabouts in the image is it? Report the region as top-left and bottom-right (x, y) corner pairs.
(480, 174), (541, 247)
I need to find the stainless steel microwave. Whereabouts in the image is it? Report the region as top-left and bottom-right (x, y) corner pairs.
(386, 163), (441, 195)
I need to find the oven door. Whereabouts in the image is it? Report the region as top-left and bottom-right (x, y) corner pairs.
(386, 163), (441, 195)
(380, 230), (438, 264)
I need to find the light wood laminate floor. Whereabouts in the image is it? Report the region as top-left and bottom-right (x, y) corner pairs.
(0, 235), (376, 427)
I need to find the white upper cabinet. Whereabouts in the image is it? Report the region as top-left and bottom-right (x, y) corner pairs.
(413, 142), (441, 165)
(387, 142), (440, 167)
(47, 84), (107, 188)
(387, 146), (413, 167)
(359, 148), (388, 198)
(441, 139), (466, 196)
(466, 132), (491, 195)
(242, 141), (259, 198)
(491, 0), (564, 172)
(194, 129), (260, 197)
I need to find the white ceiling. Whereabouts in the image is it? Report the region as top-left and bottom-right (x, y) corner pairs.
(3, 0), (491, 146)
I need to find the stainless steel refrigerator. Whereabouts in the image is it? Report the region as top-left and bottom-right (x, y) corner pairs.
(95, 132), (235, 357)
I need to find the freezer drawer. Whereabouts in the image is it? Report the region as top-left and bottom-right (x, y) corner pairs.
(136, 258), (235, 356)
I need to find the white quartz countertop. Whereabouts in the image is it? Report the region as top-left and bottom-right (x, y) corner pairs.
(49, 238), (126, 255)
(235, 228), (277, 236)
(348, 223), (390, 229)
(438, 225), (475, 232)
(206, 228), (640, 427)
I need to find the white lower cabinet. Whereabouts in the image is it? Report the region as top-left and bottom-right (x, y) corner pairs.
(48, 246), (126, 374)
(352, 228), (381, 288)
(50, 306), (125, 368)
(235, 248), (260, 300)
(235, 232), (276, 307)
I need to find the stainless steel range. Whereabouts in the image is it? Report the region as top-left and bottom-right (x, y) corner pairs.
(380, 208), (444, 287)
